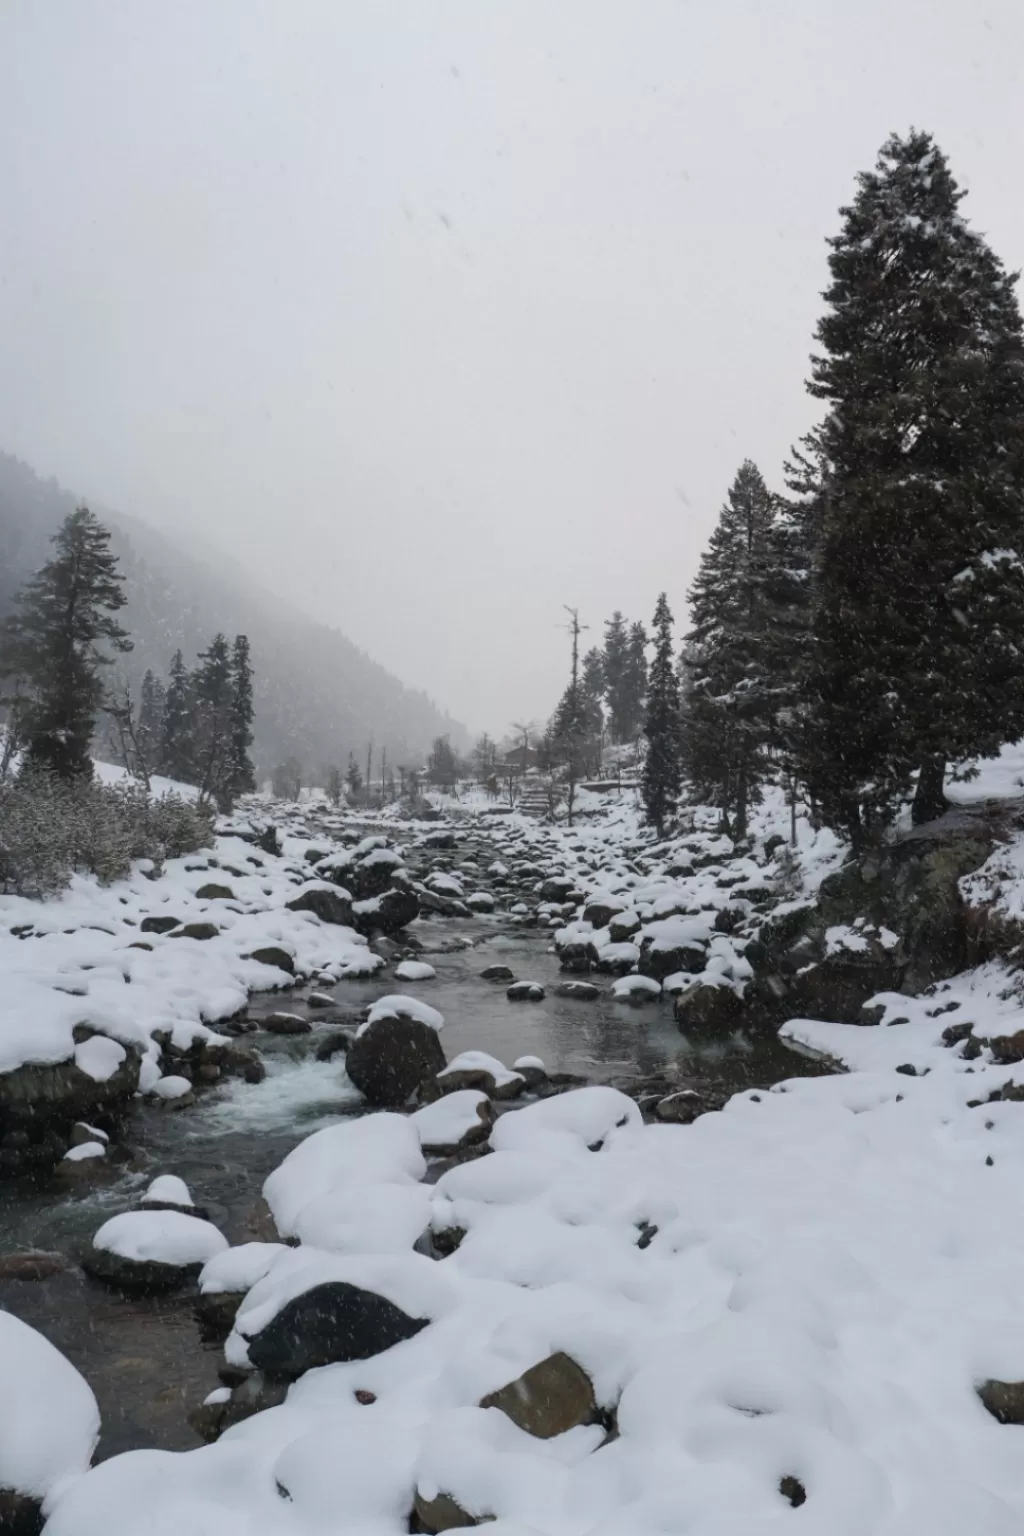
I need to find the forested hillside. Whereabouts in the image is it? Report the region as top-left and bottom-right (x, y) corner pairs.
(0, 453), (466, 776)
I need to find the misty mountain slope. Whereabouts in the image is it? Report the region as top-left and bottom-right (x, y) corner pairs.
(0, 452), (467, 774)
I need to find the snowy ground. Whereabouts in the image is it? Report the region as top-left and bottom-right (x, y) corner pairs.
(10, 762), (1024, 1531)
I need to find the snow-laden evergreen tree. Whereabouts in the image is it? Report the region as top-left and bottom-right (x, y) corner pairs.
(641, 594), (680, 835)
(602, 612), (630, 742)
(801, 130), (1024, 842)
(682, 461), (786, 837)
(161, 649), (195, 785)
(623, 621), (648, 742)
(225, 634), (256, 806)
(581, 647), (606, 744)
(193, 633), (233, 806)
(0, 507), (131, 779)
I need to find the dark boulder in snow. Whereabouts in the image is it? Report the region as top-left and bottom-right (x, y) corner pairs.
(140, 914), (181, 935)
(345, 1016), (446, 1108)
(674, 981), (745, 1037)
(413, 1488), (485, 1532)
(286, 884), (354, 927)
(245, 945), (295, 974)
(506, 981), (545, 1001)
(480, 965), (515, 982)
(556, 980), (600, 1000)
(479, 1351), (598, 1438)
(195, 883), (236, 901)
(173, 922), (221, 941)
(245, 1280), (430, 1379)
(352, 887), (419, 937)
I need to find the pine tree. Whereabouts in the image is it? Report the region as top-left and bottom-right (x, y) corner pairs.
(137, 669), (166, 775)
(602, 612), (630, 742)
(345, 752), (363, 798)
(623, 622), (649, 741)
(225, 635), (256, 807)
(641, 594), (681, 836)
(0, 507), (131, 778)
(581, 647), (606, 750)
(682, 460), (783, 837)
(160, 650), (195, 785)
(192, 634), (233, 807)
(802, 130), (1024, 842)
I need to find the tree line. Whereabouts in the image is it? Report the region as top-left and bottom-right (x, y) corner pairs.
(0, 506), (256, 811)
(636, 129), (1024, 848)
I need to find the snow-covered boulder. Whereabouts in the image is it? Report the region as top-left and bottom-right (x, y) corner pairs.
(437, 1051), (525, 1101)
(0, 1312), (99, 1526)
(83, 1210), (227, 1292)
(229, 1251), (450, 1379)
(410, 1089), (494, 1156)
(506, 980), (545, 1001)
(346, 996), (446, 1107)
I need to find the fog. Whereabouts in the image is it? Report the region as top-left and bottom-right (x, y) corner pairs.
(1, 0), (1021, 735)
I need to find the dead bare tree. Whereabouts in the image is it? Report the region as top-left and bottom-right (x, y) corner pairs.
(106, 677), (152, 792)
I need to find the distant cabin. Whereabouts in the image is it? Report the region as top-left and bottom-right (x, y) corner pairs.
(503, 744), (539, 770)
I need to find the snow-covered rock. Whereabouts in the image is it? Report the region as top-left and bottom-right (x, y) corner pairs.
(84, 1210), (227, 1292)
(0, 1312), (99, 1517)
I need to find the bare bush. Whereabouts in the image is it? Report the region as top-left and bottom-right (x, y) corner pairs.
(0, 768), (214, 896)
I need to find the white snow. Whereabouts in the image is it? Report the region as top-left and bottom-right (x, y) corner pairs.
(62, 1140), (106, 1162)
(0, 1312), (99, 1502)
(92, 1210), (228, 1267)
(141, 1174), (194, 1208)
(149, 1075), (193, 1100)
(410, 1089), (490, 1150)
(394, 960), (437, 982)
(612, 974), (662, 999)
(199, 1241), (288, 1295)
(439, 1050), (524, 1092)
(361, 993), (445, 1034)
(73, 1036), (126, 1082)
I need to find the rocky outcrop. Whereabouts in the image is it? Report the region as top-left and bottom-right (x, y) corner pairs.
(286, 884), (354, 927)
(744, 805), (1008, 1027)
(0, 1032), (141, 1174)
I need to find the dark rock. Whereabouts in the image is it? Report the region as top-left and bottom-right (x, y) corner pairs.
(0, 1489), (45, 1536)
(190, 1371), (289, 1442)
(418, 890), (472, 919)
(173, 922), (221, 941)
(246, 946), (296, 974)
(479, 1351), (597, 1438)
(0, 1249), (69, 1281)
(608, 913), (642, 944)
(977, 1379), (1024, 1424)
(195, 883), (236, 901)
(779, 1475), (806, 1508)
(653, 1090), (705, 1124)
(413, 1489), (484, 1531)
(421, 831), (456, 848)
(506, 981), (545, 1001)
(481, 965), (515, 982)
(286, 886), (354, 927)
(262, 1013), (312, 1036)
(244, 1280), (429, 1379)
(83, 1246), (205, 1294)
(582, 899), (625, 929)
(315, 1030), (353, 1062)
(352, 887), (420, 937)
(541, 877), (575, 902)
(140, 915), (181, 935)
(418, 1097), (494, 1156)
(674, 982), (745, 1036)
(555, 980), (600, 1000)
(345, 1015), (446, 1107)
(639, 940), (707, 981)
(194, 1289), (244, 1345)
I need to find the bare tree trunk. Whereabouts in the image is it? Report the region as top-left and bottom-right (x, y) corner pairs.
(912, 756), (947, 826)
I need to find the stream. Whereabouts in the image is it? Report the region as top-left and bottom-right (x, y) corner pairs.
(0, 909), (832, 1461)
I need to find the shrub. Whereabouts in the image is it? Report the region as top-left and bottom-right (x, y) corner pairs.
(0, 768), (215, 897)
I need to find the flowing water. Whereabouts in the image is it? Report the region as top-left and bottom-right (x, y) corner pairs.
(0, 911), (832, 1460)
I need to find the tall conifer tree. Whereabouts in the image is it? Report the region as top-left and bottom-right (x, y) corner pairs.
(682, 461), (782, 837)
(801, 130), (1024, 841)
(161, 649), (195, 785)
(226, 634), (256, 805)
(641, 595), (680, 835)
(0, 508), (131, 779)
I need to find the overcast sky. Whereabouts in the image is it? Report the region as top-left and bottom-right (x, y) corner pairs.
(1, 1), (1022, 736)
